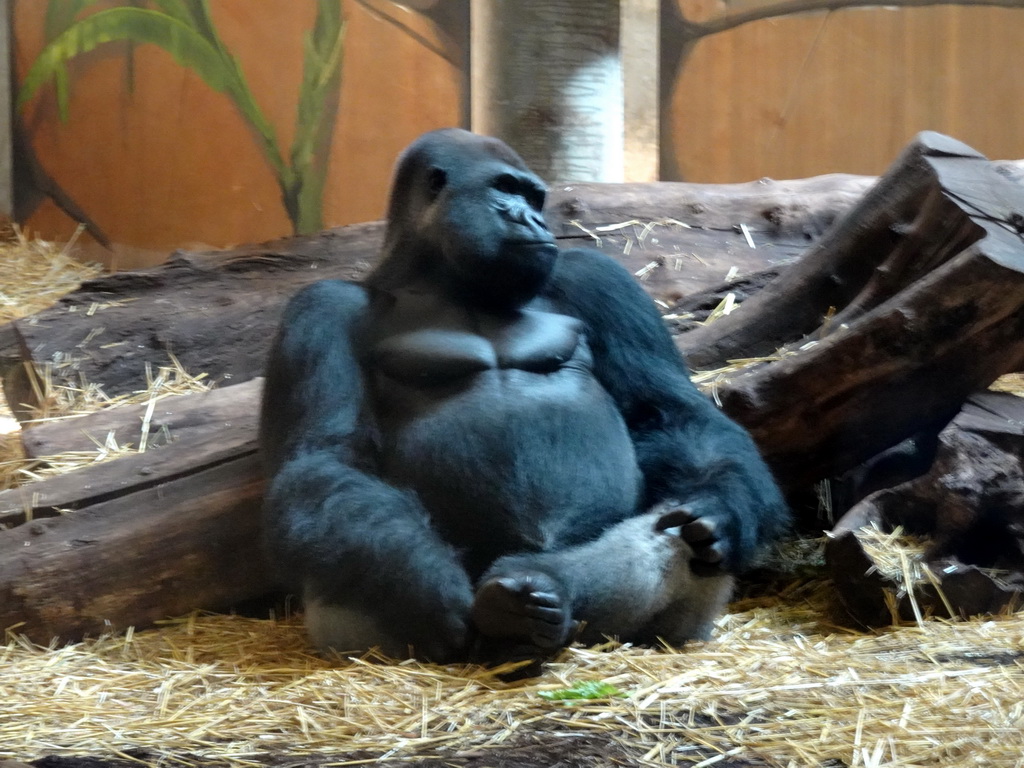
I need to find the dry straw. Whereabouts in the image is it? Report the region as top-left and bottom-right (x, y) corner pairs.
(0, 229), (210, 488)
(0, 225), (103, 324)
(0, 357), (212, 490)
(2, 594), (1023, 767)
(1, 235), (1023, 767)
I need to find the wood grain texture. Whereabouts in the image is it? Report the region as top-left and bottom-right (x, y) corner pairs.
(0, 454), (268, 642)
(7, 173), (876, 409)
(684, 133), (1024, 489)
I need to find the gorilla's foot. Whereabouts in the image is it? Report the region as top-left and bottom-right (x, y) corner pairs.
(471, 571), (574, 650)
(654, 506), (727, 575)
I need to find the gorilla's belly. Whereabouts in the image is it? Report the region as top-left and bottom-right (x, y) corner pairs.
(379, 368), (642, 572)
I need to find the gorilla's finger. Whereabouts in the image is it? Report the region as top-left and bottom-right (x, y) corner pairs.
(528, 591), (563, 609)
(527, 608), (568, 627)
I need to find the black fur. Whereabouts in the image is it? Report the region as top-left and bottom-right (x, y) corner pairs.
(260, 129), (789, 664)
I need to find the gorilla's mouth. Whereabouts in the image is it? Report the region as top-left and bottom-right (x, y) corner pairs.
(511, 240), (558, 251)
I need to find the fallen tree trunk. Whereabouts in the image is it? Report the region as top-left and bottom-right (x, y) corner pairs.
(684, 133), (1024, 489)
(0, 454), (268, 641)
(19, 377), (264, 459)
(0, 381), (269, 641)
(4, 175), (874, 416)
(0, 428), (255, 530)
(1, 379), (263, 529)
(826, 392), (1024, 628)
(681, 136), (1022, 369)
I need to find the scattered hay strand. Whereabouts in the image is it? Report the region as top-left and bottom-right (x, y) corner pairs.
(21, 352), (213, 424)
(991, 372), (1024, 397)
(0, 232), (212, 488)
(0, 226), (103, 323)
(2, 597), (1023, 767)
(855, 524), (934, 589)
(852, 525), (1019, 628)
(0, 356), (213, 489)
(700, 292), (737, 325)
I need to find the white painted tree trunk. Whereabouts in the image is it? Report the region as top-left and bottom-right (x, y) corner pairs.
(470, 0), (658, 183)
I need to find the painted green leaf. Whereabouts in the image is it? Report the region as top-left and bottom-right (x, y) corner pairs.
(19, 6), (288, 184)
(538, 681), (627, 701)
(25, 0), (342, 236)
(149, 0), (199, 29)
(18, 8), (234, 109)
(177, 1), (226, 51)
(44, 0), (100, 41)
(43, 0), (104, 122)
(288, 0), (345, 233)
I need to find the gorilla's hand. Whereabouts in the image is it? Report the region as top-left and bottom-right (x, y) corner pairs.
(653, 505), (728, 576)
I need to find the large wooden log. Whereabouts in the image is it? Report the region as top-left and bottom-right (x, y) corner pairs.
(3, 223), (378, 419)
(4, 175), (874, 415)
(19, 377), (264, 459)
(1, 421), (257, 531)
(2, 379), (262, 528)
(683, 133), (1024, 490)
(0, 454), (268, 641)
(0, 381), (266, 641)
(825, 392), (1024, 628)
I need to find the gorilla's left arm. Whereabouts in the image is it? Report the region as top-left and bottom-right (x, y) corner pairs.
(544, 248), (790, 572)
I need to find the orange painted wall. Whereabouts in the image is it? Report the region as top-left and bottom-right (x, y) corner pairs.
(669, 3), (1024, 182)
(14, 1), (461, 269)
(13, 2), (1024, 270)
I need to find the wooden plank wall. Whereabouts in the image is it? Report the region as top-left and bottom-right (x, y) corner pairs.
(11, 1), (1024, 268)
(669, 2), (1024, 182)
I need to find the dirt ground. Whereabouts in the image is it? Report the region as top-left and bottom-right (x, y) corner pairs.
(28, 730), (767, 768)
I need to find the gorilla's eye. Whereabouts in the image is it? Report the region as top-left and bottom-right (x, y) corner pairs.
(495, 173), (545, 211)
(427, 167), (448, 198)
(526, 186), (546, 211)
(494, 173), (519, 195)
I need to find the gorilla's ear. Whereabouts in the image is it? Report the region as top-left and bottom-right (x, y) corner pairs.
(427, 167), (448, 199)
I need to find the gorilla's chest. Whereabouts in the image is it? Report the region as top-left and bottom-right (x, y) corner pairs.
(366, 290), (588, 390)
(363, 289), (640, 558)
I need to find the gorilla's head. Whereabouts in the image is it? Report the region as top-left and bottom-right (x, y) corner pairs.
(376, 129), (558, 310)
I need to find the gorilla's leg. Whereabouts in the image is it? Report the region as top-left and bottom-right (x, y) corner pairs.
(265, 450), (475, 664)
(471, 510), (734, 651)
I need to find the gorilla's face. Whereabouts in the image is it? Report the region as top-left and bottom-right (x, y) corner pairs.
(429, 158), (558, 306)
(392, 129), (559, 309)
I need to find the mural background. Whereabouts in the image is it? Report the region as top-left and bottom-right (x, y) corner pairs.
(12, 0), (1024, 269)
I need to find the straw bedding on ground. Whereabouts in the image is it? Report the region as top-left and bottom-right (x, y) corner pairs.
(3, 591), (1023, 767)
(1, 236), (1023, 768)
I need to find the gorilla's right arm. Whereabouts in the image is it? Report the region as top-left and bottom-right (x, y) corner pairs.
(259, 280), (473, 661)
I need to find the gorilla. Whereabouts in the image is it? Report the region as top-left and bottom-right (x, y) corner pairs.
(259, 128), (789, 664)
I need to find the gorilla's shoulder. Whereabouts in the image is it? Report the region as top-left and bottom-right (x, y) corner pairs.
(283, 279), (368, 323)
(544, 247), (661, 323)
(549, 247), (637, 288)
